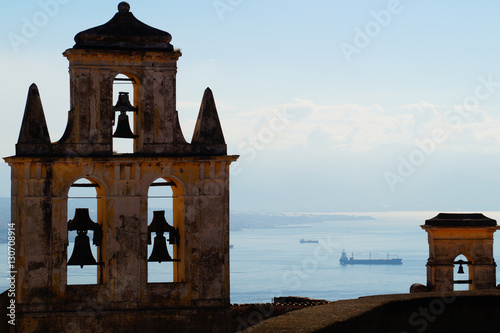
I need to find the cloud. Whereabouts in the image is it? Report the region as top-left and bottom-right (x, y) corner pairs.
(225, 99), (411, 152)
(221, 98), (500, 154)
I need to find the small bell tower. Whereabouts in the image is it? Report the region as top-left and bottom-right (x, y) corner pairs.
(4, 3), (237, 332)
(422, 213), (499, 292)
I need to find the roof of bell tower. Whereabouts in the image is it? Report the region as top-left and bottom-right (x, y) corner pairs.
(73, 2), (174, 52)
(425, 213), (497, 227)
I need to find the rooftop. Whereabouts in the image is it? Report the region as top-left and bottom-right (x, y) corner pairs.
(424, 213), (497, 227)
(73, 2), (174, 52)
(240, 290), (500, 332)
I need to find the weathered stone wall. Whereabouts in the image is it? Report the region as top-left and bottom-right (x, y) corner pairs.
(58, 50), (182, 156)
(18, 308), (230, 333)
(5, 155), (236, 331)
(422, 226), (498, 291)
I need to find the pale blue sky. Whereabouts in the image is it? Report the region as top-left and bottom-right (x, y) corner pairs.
(2, 1), (500, 212)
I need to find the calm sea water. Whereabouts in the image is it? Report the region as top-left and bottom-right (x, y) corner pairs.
(3, 211), (500, 304)
(229, 211), (500, 303)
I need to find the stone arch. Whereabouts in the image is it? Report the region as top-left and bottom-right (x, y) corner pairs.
(113, 71), (140, 83)
(450, 244), (473, 262)
(112, 71), (141, 106)
(63, 174), (109, 198)
(146, 174), (186, 197)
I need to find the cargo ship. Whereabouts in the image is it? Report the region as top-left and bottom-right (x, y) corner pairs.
(339, 250), (402, 265)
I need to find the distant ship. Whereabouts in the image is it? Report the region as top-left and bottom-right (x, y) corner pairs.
(300, 239), (319, 244)
(339, 250), (402, 265)
(230, 244), (234, 249)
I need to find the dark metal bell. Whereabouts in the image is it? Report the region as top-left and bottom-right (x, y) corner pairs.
(113, 92), (138, 112)
(148, 211), (179, 245)
(67, 208), (102, 268)
(68, 230), (97, 268)
(113, 112), (137, 138)
(147, 211), (179, 263)
(454, 259), (469, 274)
(68, 208), (102, 246)
(148, 234), (173, 263)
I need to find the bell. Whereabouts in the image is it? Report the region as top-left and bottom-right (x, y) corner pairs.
(457, 264), (465, 274)
(68, 208), (102, 246)
(69, 208), (95, 231)
(113, 92), (138, 112)
(68, 230), (97, 268)
(148, 234), (173, 263)
(67, 208), (102, 268)
(147, 211), (179, 263)
(113, 111), (137, 138)
(148, 211), (178, 245)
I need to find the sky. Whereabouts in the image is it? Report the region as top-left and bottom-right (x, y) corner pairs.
(2, 1), (500, 213)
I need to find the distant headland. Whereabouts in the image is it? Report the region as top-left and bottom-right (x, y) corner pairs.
(230, 212), (374, 231)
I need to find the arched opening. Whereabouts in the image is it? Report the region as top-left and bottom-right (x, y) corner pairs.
(67, 178), (102, 285)
(147, 178), (176, 283)
(453, 254), (471, 291)
(112, 73), (138, 154)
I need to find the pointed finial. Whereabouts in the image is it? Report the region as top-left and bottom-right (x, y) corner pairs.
(191, 88), (226, 155)
(16, 83), (52, 155)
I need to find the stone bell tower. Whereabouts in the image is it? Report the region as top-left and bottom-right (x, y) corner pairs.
(4, 3), (237, 332)
(422, 213), (499, 292)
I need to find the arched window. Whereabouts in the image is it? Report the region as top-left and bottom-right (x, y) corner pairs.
(112, 73), (137, 154)
(453, 254), (471, 291)
(147, 178), (176, 283)
(67, 178), (101, 285)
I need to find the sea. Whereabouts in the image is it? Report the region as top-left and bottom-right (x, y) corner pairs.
(2, 211), (500, 304)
